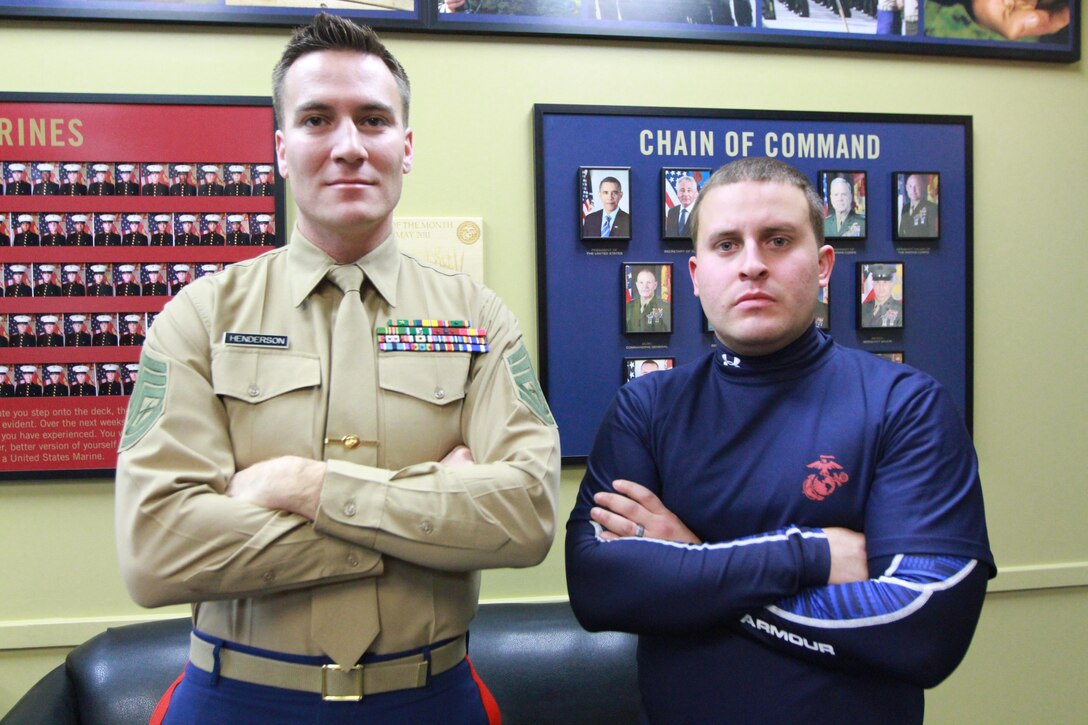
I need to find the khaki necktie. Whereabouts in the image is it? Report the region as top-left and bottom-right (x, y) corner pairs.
(311, 263), (381, 668)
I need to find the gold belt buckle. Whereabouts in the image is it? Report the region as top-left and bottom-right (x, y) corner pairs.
(321, 663), (364, 701)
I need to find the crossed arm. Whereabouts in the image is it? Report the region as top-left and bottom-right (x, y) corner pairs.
(576, 478), (986, 688)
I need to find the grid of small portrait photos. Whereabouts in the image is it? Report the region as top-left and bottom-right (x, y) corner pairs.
(2, 160), (280, 399)
(2, 161), (277, 200)
(576, 165), (942, 384)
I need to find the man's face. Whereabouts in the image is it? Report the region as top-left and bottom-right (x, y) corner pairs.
(18, 222), (30, 231)
(106, 371), (117, 381)
(129, 370), (139, 383)
(149, 272), (160, 282)
(94, 171), (106, 181)
(72, 322), (83, 332)
(47, 222), (60, 232)
(275, 50), (413, 244)
(873, 278), (893, 303)
(677, 178), (697, 208)
(598, 181), (622, 213)
(203, 172), (217, 183)
(207, 222), (219, 232)
(50, 372), (62, 382)
(830, 178), (853, 214)
(182, 222), (193, 232)
(75, 222), (85, 231)
(120, 171), (132, 181)
(122, 272), (133, 281)
(127, 322), (139, 332)
(16, 322), (28, 332)
(689, 181), (834, 357)
(148, 171), (160, 183)
(98, 322), (110, 331)
(41, 272), (53, 283)
(635, 270), (658, 302)
(640, 360), (660, 375)
(157, 222), (168, 231)
(44, 322), (56, 332)
(93, 273), (105, 282)
(231, 171), (243, 182)
(259, 172), (271, 183)
(67, 172), (79, 183)
(12, 170), (24, 181)
(906, 175), (924, 203)
(66, 272), (78, 282)
(76, 372), (87, 382)
(102, 222), (114, 233)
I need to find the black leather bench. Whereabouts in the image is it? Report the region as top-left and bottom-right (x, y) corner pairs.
(3, 601), (640, 725)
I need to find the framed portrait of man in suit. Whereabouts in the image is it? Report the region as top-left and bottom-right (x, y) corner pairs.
(661, 167), (710, 240)
(579, 166), (631, 241)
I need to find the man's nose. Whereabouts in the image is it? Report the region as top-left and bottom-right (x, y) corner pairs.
(738, 243), (769, 279)
(331, 120), (369, 162)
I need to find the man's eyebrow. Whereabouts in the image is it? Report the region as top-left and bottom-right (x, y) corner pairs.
(292, 100), (396, 118)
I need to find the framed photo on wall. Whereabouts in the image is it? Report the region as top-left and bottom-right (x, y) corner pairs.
(580, 167), (631, 241)
(624, 357), (675, 382)
(894, 172), (940, 241)
(819, 170), (867, 241)
(623, 262), (673, 334)
(662, 168), (711, 240)
(858, 262), (905, 329)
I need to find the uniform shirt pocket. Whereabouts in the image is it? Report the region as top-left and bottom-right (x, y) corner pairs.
(212, 348), (322, 467)
(377, 353), (470, 467)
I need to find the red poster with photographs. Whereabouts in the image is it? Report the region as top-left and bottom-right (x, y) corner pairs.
(0, 94), (284, 479)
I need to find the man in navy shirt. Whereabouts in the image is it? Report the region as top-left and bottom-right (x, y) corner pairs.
(566, 157), (993, 725)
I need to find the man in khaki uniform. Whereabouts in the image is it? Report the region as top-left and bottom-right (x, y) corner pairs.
(115, 13), (559, 725)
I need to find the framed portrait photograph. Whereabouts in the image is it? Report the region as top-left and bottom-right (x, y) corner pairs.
(623, 262), (673, 334)
(858, 262), (904, 330)
(815, 284), (830, 331)
(580, 167), (631, 241)
(624, 357), (675, 382)
(894, 172), (940, 240)
(875, 351), (905, 363)
(662, 168), (711, 240)
(819, 170), (867, 241)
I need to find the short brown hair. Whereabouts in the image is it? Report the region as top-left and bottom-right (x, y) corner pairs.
(688, 157), (825, 247)
(272, 12), (411, 127)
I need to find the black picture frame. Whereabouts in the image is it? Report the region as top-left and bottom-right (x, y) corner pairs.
(624, 356), (675, 382)
(623, 262), (674, 335)
(857, 261), (905, 330)
(818, 170), (868, 242)
(0, 0), (1076, 63)
(815, 284), (830, 332)
(893, 172), (941, 241)
(661, 168), (711, 241)
(580, 167), (632, 241)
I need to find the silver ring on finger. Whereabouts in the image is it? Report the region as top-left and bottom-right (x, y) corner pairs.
(634, 524), (645, 538)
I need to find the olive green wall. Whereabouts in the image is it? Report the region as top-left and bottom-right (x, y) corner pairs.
(1, 16), (1085, 721)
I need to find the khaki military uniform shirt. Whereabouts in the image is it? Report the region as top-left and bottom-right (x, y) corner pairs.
(116, 229), (560, 659)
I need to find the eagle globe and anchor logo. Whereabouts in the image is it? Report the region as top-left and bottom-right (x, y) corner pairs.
(802, 455), (850, 501)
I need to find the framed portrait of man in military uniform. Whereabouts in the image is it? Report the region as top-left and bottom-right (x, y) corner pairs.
(894, 172), (940, 241)
(875, 351), (905, 363)
(815, 284), (830, 331)
(858, 262), (905, 330)
(623, 262), (673, 334)
(624, 356), (674, 382)
(819, 170), (867, 242)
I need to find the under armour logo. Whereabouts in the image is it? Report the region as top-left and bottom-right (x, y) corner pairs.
(721, 354), (741, 368)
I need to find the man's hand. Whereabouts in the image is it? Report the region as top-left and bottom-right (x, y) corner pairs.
(971, 0), (1070, 39)
(591, 479), (702, 544)
(824, 527), (868, 584)
(227, 456), (326, 521)
(441, 444), (475, 467)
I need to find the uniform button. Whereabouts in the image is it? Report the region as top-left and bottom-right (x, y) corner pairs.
(247, 384), (260, 397)
(434, 387), (445, 400)
(420, 520), (434, 535)
(343, 499), (357, 517)
(348, 555), (359, 567)
(262, 571), (276, 584)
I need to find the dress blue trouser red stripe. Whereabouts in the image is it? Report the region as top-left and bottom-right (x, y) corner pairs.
(151, 633), (500, 725)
